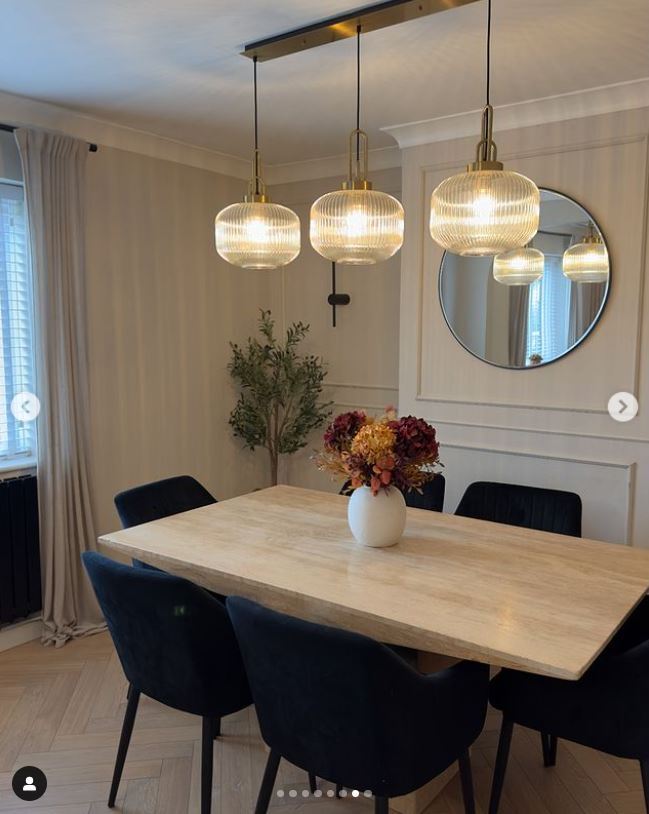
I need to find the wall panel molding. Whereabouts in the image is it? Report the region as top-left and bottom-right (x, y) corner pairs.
(414, 133), (648, 417)
(384, 78), (649, 149)
(440, 442), (635, 545)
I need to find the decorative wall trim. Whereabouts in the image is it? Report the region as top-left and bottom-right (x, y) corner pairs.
(442, 442), (635, 544)
(415, 133), (649, 415)
(334, 401), (392, 412)
(0, 88), (401, 184)
(383, 77), (649, 149)
(328, 381), (398, 392)
(433, 417), (649, 446)
(416, 395), (609, 415)
(442, 441), (633, 471)
(0, 89), (252, 179)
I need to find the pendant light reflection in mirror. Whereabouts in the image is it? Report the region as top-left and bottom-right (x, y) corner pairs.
(562, 223), (610, 283)
(214, 57), (301, 269)
(429, 0), (540, 257)
(310, 25), (404, 265)
(493, 244), (544, 286)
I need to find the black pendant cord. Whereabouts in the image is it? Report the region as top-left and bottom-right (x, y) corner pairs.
(253, 55), (259, 153)
(486, 0), (492, 107)
(252, 55), (261, 193)
(356, 24), (361, 162)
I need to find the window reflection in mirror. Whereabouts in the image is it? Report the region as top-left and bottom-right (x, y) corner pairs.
(438, 190), (609, 369)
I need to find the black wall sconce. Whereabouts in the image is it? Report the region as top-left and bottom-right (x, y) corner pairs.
(327, 262), (350, 327)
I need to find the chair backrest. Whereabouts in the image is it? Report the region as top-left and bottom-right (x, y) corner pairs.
(404, 474), (446, 512)
(227, 596), (488, 798)
(114, 475), (216, 528)
(340, 474), (446, 512)
(455, 481), (582, 536)
(83, 552), (250, 717)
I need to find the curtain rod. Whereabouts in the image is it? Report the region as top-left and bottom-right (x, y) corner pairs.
(0, 123), (98, 152)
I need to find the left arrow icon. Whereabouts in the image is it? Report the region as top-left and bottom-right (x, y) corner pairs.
(11, 392), (41, 422)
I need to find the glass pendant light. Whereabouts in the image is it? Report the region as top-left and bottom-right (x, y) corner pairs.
(493, 244), (544, 285)
(562, 223), (609, 283)
(429, 0), (539, 257)
(310, 26), (404, 265)
(215, 57), (300, 269)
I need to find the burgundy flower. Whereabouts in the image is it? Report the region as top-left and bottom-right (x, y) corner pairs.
(390, 416), (439, 463)
(323, 410), (367, 453)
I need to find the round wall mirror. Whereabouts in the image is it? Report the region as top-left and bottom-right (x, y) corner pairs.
(438, 189), (610, 369)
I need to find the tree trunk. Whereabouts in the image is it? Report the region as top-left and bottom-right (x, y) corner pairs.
(269, 448), (278, 486)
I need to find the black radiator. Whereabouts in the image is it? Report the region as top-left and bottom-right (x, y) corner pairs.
(0, 474), (42, 624)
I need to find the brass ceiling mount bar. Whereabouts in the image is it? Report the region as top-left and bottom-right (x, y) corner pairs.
(241, 0), (481, 62)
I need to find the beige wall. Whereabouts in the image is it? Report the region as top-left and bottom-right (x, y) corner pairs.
(268, 168), (402, 492)
(398, 107), (649, 545)
(85, 147), (277, 534)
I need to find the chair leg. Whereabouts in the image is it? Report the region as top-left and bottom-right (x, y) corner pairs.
(336, 783), (343, 797)
(489, 717), (514, 814)
(308, 772), (317, 793)
(640, 758), (649, 813)
(108, 684), (140, 807)
(254, 749), (281, 814)
(541, 732), (558, 767)
(201, 717), (215, 814)
(374, 797), (389, 814)
(459, 749), (476, 814)
(213, 717), (221, 739)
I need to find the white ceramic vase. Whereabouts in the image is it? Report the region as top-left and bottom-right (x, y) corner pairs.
(347, 485), (406, 548)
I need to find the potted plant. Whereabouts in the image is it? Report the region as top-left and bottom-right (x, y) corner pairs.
(314, 408), (441, 547)
(228, 310), (332, 486)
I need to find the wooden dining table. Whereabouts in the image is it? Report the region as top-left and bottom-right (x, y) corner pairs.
(98, 484), (649, 813)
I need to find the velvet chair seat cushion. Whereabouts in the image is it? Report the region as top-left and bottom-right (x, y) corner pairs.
(490, 634), (649, 760)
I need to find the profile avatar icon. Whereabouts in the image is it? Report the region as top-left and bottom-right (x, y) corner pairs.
(11, 766), (47, 801)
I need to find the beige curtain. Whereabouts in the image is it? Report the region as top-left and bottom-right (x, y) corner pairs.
(16, 129), (104, 646)
(508, 286), (530, 367)
(568, 281), (606, 346)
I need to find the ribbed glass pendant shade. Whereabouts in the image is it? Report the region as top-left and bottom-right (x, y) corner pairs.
(215, 201), (300, 270)
(214, 58), (301, 270)
(310, 187), (404, 265)
(430, 169), (539, 257)
(493, 245), (544, 285)
(562, 232), (609, 283)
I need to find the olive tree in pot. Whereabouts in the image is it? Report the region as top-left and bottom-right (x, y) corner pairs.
(228, 310), (332, 487)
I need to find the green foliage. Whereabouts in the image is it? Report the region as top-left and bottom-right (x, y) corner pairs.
(228, 310), (332, 485)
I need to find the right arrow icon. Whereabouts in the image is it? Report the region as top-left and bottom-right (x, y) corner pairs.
(608, 392), (638, 423)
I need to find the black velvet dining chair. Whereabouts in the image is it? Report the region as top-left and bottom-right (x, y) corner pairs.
(341, 474), (446, 512)
(115, 474), (217, 529)
(227, 596), (489, 814)
(114, 475), (219, 587)
(82, 552), (252, 814)
(455, 481), (582, 537)
(488, 615), (649, 814)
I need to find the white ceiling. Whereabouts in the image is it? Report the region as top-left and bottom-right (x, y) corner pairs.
(1, 0), (648, 165)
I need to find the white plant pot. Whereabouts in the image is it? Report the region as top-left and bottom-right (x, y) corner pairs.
(347, 485), (406, 548)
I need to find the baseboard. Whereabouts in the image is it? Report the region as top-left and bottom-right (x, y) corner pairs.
(0, 615), (42, 652)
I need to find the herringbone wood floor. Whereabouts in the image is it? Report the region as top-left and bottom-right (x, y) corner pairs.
(0, 632), (644, 813)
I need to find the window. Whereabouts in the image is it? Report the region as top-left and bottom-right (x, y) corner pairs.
(525, 254), (571, 365)
(0, 181), (36, 463)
